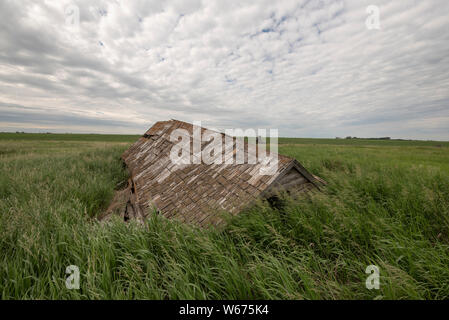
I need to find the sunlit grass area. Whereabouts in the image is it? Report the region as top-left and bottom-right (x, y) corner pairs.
(1, 134), (448, 299)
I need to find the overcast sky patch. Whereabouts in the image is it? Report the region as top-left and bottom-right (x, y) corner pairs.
(0, 0), (448, 139)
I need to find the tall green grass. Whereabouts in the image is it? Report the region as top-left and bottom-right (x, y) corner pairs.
(0, 135), (448, 299)
(0, 132), (140, 142)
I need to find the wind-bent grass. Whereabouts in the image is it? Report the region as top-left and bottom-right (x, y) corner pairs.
(0, 134), (448, 299)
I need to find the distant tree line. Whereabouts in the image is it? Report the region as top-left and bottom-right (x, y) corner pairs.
(336, 136), (391, 140)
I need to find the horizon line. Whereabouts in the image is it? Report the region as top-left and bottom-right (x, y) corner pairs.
(1, 131), (448, 142)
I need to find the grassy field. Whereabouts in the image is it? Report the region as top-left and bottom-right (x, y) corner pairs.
(0, 133), (448, 299)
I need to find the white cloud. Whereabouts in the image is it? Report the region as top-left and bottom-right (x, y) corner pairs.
(0, 0), (448, 139)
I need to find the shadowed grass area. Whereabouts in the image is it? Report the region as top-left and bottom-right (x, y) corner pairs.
(0, 134), (448, 299)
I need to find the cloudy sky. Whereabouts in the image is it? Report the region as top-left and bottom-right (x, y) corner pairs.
(0, 0), (448, 139)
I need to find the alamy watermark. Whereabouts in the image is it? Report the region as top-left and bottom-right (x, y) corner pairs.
(64, 5), (80, 29)
(366, 5), (381, 30)
(169, 121), (279, 175)
(365, 265), (380, 290)
(65, 265), (80, 290)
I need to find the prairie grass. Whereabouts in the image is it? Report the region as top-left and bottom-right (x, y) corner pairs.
(0, 134), (448, 299)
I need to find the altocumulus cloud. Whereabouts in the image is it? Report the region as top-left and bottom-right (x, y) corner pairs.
(0, 0), (448, 139)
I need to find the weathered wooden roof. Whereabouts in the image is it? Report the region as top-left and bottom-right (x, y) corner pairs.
(113, 120), (320, 227)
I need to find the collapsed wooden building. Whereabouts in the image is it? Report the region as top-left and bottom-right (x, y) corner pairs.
(105, 120), (323, 227)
